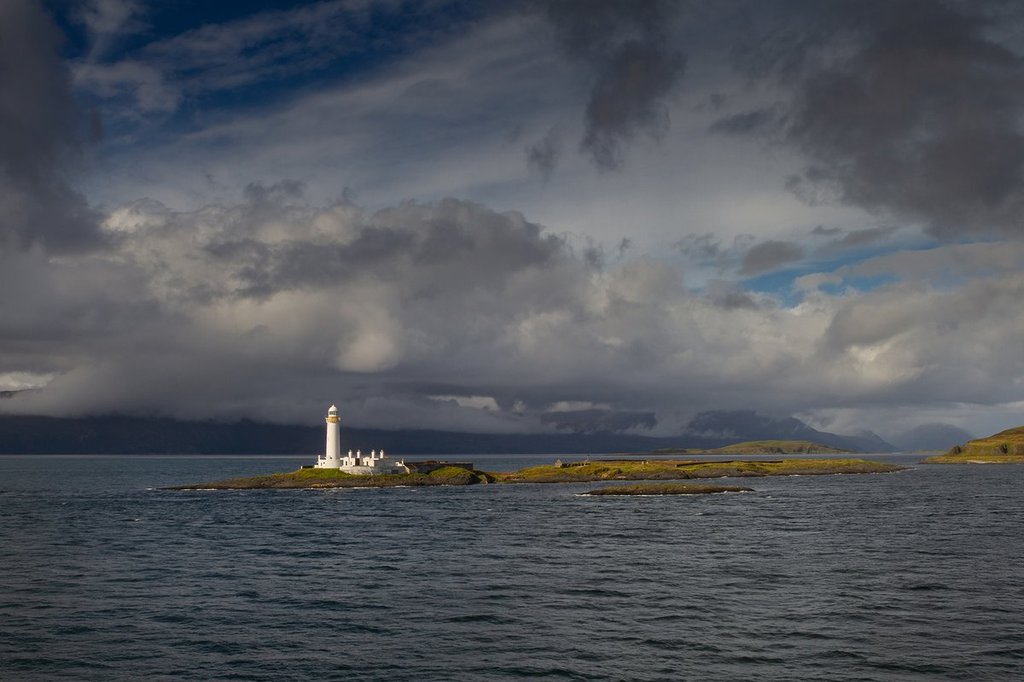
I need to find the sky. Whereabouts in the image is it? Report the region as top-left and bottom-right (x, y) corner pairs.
(1, 0), (1023, 441)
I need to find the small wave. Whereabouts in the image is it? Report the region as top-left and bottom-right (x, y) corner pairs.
(901, 582), (949, 592)
(443, 613), (517, 625)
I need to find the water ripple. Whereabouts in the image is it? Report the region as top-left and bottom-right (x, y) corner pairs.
(0, 455), (1022, 680)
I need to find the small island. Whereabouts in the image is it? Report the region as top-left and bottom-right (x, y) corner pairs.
(169, 457), (904, 490)
(170, 465), (495, 490)
(923, 426), (1024, 464)
(584, 483), (754, 496)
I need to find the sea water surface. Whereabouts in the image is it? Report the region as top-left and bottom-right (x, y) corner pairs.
(1, 453), (1022, 681)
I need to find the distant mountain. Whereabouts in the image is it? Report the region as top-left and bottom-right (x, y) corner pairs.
(0, 415), (691, 455)
(0, 409), (896, 455)
(682, 410), (896, 453)
(890, 423), (975, 452)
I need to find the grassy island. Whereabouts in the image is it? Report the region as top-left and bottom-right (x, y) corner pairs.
(168, 465), (496, 490)
(648, 440), (854, 456)
(923, 426), (1024, 464)
(497, 458), (903, 483)
(168, 457), (903, 490)
(585, 483), (754, 496)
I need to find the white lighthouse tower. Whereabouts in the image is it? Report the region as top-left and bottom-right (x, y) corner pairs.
(313, 403), (405, 473)
(315, 405), (343, 468)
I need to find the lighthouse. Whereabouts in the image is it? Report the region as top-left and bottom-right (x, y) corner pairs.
(313, 403), (405, 473)
(315, 405), (343, 468)
(325, 404), (341, 458)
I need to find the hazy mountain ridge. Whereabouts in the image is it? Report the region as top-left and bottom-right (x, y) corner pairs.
(889, 423), (976, 451)
(0, 410), (896, 454)
(682, 411), (895, 453)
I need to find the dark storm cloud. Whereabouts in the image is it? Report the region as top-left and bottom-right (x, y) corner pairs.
(540, 0), (686, 170)
(188, 188), (567, 301)
(0, 0), (102, 252)
(525, 127), (561, 180)
(731, 0), (1024, 239)
(709, 107), (776, 135)
(739, 240), (803, 275)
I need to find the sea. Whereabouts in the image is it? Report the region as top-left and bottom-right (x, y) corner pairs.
(0, 453), (1022, 681)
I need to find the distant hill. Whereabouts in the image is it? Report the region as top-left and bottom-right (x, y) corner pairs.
(0, 409), (894, 455)
(924, 426), (1024, 463)
(681, 411), (895, 453)
(653, 440), (854, 456)
(0, 415), (665, 455)
(890, 423), (975, 452)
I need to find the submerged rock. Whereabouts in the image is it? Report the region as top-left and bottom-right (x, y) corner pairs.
(584, 483), (753, 496)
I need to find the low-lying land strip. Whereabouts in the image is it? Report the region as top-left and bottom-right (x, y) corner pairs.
(168, 457), (903, 490)
(923, 426), (1024, 464)
(648, 440), (854, 456)
(584, 483), (753, 496)
(498, 458), (902, 483)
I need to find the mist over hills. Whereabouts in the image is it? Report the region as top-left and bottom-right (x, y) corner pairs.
(0, 410), (900, 455)
(682, 411), (895, 454)
(889, 423), (976, 452)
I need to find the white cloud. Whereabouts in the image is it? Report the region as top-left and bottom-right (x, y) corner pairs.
(2, 187), (1021, 437)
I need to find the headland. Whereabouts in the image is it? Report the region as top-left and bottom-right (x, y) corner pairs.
(923, 426), (1024, 464)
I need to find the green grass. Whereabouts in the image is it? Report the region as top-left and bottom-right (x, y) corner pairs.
(293, 468), (358, 478)
(497, 457), (904, 483)
(168, 466), (495, 489)
(585, 482), (754, 496)
(923, 426), (1024, 463)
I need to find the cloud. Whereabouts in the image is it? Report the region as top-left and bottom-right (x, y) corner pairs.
(0, 0), (102, 252)
(734, 0), (1024, 239)
(709, 107), (776, 135)
(2, 184), (1021, 438)
(540, 0), (687, 170)
(72, 0), (483, 124)
(799, 240), (1024, 288)
(811, 225), (841, 237)
(812, 225), (899, 256)
(6, 1), (1024, 441)
(740, 240), (803, 275)
(78, 0), (143, 60)
(706, 279), (760, 310)
(526, 126), (562, 180)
